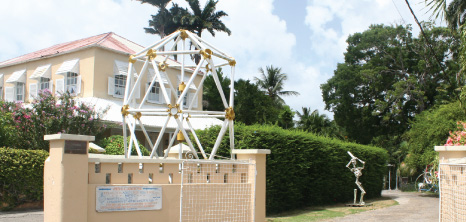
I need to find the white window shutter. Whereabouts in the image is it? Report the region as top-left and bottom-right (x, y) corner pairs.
(56, 79), (64, 95)
(108, 77), (115, 96)
(29, 83), (37, 101)
(135, 81), (140, 99)
(163, 89), (171, 104)
(49, 80), (53, 93)
(5, 87), (14, 102)
(191, 92), (198, 108)
(76, 75), (82, 95)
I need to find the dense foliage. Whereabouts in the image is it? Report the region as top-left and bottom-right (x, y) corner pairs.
(0, 90), (107, 151)
(193, 124), (388, 214)
(0, 102), (15, 147)
(404, 101), (465, 170)
(0, 148), (49, 210)
(322, 24), (460, 146)
(98, 135), (150, 156)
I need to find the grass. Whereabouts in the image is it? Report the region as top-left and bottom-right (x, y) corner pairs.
(266, 197), (398, 222)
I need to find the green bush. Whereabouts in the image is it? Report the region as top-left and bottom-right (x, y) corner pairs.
(98, 135), (150, 156)
(194, 124), (388, 215)
(404, 101), (465, 170)
(3, 90), (108, 151)
(0, 148), (49, 210)
(0, 102), (15, 147)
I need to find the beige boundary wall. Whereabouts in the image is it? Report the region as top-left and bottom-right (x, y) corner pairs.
(436, 146), (466, 221)
(44, 134), (270, 222)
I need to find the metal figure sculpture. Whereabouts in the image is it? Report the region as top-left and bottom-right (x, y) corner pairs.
(121, 29), (236, 160)
(346, 151), (366, 205)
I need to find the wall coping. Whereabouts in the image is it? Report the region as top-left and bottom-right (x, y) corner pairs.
(44, 134), (95, 142)
(435, 145), (466, 152)
(232, 149), (271, 155)
(88, 154), (250, 164)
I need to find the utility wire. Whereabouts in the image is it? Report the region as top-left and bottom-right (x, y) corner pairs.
(392, 0), (407, 24)
(404, 0), (454, 89)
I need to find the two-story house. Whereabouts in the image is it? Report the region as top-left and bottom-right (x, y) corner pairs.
(0, 32), (222, 154)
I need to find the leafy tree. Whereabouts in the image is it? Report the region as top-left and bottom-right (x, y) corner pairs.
(321, 24), (460, 145)
(254, 65), (299, 105)
(202, 68), (230, 111)
(404, 101), (465, 170)
(234, 79), (280, 125)
(278, 105), (294, 129)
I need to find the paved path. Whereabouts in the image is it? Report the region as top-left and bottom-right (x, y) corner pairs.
(329, 190), (439, 222)
(0, 209), (43, 222)
(0, 190), (438, 222)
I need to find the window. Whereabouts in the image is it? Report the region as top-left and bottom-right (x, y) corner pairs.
(39, 77), (50, 90)
(148, 82), (161, 102)
(66, 72), (78, 94)
(178, 90), (188, 107)
(55, 59), (80, 95)
(16, 83), (24, 102)
(114, 74), (126, 97)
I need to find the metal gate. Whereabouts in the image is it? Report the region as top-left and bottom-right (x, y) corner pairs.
(180, 160), (256, 222)
(439, 163), (466, 221)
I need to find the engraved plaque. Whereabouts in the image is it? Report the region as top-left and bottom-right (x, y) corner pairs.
(64, 140), (87, 154)
(96, 186), (162, 212)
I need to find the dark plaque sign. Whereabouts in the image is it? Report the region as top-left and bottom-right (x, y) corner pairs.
(64, 140), (87, 154)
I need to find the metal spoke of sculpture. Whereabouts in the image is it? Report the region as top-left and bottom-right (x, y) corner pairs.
(121, 30), (236, 160)
(346, 151), (366, 206)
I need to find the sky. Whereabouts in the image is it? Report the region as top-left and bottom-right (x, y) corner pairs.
(0, 0), (444, 118)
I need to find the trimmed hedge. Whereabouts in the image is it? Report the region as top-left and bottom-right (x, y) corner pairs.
(0, 148), (49, 210)
(194, 124), (388, 214)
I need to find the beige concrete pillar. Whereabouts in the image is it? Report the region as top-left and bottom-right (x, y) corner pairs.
(435, 146), (466, 163)
(44, 134), (95, 222)
(233, 149), (271, 222)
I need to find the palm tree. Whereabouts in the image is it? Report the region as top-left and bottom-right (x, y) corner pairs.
(425, 0), (466, 30)
(254, 65), (299, 104)
(137, 0), (173, 39)
(184, 0), (231, 64)
(445, 0), (466, 30)
(185, 0), (231, 38)
(296, 107), (332, 135)
(296, 107), (312, 130)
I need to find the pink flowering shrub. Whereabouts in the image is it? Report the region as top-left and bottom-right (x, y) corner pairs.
(445, 121), (466, 146)
(0, 90), (108, 151)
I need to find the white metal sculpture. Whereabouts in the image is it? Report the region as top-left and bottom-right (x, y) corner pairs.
(346, 151), (366, 206)
(121, 29), (236, 160)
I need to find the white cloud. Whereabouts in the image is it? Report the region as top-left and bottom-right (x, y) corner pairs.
(0, 0), (157, 62)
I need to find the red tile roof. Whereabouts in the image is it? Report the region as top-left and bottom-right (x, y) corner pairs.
(0, 32), (144, 68)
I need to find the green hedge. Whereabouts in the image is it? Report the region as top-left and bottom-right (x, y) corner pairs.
(194, 124), (388, 214)
(0, 148), (49, 210)
(98, 135), (150, 156)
